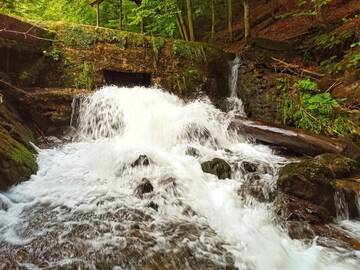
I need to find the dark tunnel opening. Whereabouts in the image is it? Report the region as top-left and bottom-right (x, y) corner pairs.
(103, 70), (151, 88)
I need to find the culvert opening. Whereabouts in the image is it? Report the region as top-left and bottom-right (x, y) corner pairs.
(103, 70), (151, 87)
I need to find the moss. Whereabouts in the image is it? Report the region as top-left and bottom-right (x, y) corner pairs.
(0, 127), (38, 190)
(172, 40), (207, 62)
(75, 62), (93, 90)
(171, 67), (205, 95)
(10, 144), (38, 172)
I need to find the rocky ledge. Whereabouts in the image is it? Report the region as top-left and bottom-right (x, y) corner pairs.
(274, 153), (360, 249)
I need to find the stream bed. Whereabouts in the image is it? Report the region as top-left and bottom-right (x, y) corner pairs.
(0, 86), (360, 269)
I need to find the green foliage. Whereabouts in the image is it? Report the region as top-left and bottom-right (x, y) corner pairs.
(59, 25), (97, 48)
(75, 62), (93, 90)
(276, 77), (291, 93)
(314, 31), (354, 50)
(347, 51), (360, 68)
(42, 48), (61, 61)
(295, 78), (318, 93)
(279, 78), (354, 135)
(172, 40), (206, 62)
(320, 56), (342, 74)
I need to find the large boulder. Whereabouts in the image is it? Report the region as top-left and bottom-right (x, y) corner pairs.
(201, 158), (231, 179)
(277, 159), (336, 216)
(0, 101), (38, 191)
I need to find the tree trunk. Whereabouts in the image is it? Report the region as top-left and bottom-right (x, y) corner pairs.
(140, 19), (144, 34)
(227, 0), (233, 41)
(176, 14), (186, 40)
(229, 117), (360, 160)
(96, 3), (100, 27)
(186, 0), (195, 41)
(211, 0), (215, 40)
(177, 12), (189, 41)
(119, 0), (123, 30)
(243, 0), (250, 44)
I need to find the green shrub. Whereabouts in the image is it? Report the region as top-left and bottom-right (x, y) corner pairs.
(296, 78), (318, 92)
(279, 92), (354, 135)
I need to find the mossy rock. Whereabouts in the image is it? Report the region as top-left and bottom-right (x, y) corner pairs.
(0, 127), (37, 191)
(277, 159), (336, 216)
(315, 153), (360, 178)
(201, 158), (231, 179)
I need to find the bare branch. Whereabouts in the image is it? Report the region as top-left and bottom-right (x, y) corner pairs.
(0, 28), (55, 42)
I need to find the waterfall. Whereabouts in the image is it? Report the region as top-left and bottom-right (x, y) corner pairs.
(335, 190), (350, 221)
(229, 55), (241, 97)
(0, 86), (359, 269)
(227, 55), (246, 117)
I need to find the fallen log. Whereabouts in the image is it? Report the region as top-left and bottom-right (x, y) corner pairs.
(229, 117), (360, 161)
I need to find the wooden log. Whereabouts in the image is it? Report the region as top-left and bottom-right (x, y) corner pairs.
(229, 117), (360, 161)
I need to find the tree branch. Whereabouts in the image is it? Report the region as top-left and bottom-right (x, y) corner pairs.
(0, 28), (55, 42)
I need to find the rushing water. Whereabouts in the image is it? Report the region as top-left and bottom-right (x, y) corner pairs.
(0, 86), (360, 269)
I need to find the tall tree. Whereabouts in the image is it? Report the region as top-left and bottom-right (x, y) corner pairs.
(211, 0), (215, 40)
(186, 0), (195, 41)
(90, 0), (104, 27)
(243, 0), (250, 44)
(119, 0), (123, 30)
(227, 0), (233, 41)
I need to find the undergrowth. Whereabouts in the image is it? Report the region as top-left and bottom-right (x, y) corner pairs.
(278, 78), (354, 135)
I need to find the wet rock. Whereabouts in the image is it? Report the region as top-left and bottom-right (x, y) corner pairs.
(159, 177), (179, 196)
(315, 153), (360, 178)
(135, 178), (154, 198)
(238, 174), (276, 203)
(201, 158), (231, 179)
(181, 123), (217, 146)
(274, 192), (333, 224)
(335, 178), (360, 219)
(185, 147), (200, 157)
(0, 194), (10, 211)
(147, 201), (159, 211)
(277, 159), (336, 216)
(131, 155), (151, 167)
(286, 221), (315, 240)
(0, 129), (38, 191)
(241, 161), (258, 173)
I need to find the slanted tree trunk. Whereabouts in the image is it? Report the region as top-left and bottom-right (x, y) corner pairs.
(119, 0), (123, 30)
(186, 0), (195, 41)
(176, 11), (190, 41)
(211, 0), (215, 40)
(243, 0), (250, 44)
(227, 0), (233, 41)
(176, 14), (186, 40)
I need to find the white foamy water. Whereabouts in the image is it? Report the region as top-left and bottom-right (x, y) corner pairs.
(227, 55), (246, 117)
(0, 86), (359, 269)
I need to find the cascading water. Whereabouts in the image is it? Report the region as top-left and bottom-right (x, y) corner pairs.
(227, 55), (246, 117)
(1, 86), (360, 269)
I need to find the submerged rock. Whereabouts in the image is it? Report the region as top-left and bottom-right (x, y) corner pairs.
(181, 123), (217, 146)
(185, 147), (200, 158)
(135, 178), (154, 198)
(201, 158), (231, 179)
(241, 161), (258, 173)
(274, 192), (333, 224)
(131, 155), (151, 167)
